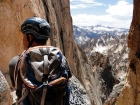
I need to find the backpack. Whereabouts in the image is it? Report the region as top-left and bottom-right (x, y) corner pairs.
(14, 46), (72, 105)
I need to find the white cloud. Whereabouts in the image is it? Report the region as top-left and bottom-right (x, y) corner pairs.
(71, 1), (133, 28)
(72, 14), (132, 28)
(70, 0), (104, 9)
(71, 4), (102, 9)
(72, 14), (117, 26)
(106, 1), (132, 16)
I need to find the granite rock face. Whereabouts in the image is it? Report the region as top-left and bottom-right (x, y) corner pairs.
(0, 71), (12, 105)
(0, 0), (75, 74)
(69, 76), (91, 105)
(0, 0), (46, 73)
(112, 0), (140, 104)
(104, 0), (140, 104)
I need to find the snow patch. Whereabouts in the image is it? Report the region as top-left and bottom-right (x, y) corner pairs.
(116, 70), (126, 82)
(122, 54), (128, 59)
(114, 45), (123, 53)
(94, 45), (107, 53)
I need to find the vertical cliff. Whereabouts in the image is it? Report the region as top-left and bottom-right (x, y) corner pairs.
(105, 0), (140, 105)
(0, 0), (76, 74)
(0, 0), (46, 73)
(114, 0), (140, 104)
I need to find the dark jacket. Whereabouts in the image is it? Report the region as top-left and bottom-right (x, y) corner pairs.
(9, 55), (22, 98)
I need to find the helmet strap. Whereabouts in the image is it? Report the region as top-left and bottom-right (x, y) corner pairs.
(26, 34), (35, 48)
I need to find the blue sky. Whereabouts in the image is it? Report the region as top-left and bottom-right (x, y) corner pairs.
(70, 0), (133, 28)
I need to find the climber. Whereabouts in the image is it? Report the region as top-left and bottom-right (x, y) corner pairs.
(9, 17), (50, 86)
(9, 17), (72, 105)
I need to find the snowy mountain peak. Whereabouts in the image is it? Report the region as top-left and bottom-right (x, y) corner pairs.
(74, 25), (129, 45)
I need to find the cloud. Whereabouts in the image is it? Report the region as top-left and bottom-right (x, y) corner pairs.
(106, 1), (132, 16)
(71, 1), (133, 28)
(70, 0), (104, 9)
(72, 14), (132, 28)
(72, 14), (117, 26)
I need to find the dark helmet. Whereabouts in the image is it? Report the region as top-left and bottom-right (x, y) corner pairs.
(21, 17), (51, 39)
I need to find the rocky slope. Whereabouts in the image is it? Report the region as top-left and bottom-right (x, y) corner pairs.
(69, 76), (91, 105)
(76, 32), (129, 104)
(80, 34), (129, 82)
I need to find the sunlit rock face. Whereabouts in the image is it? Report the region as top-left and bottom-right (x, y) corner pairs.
(112, 0), (140, 104)
(0, 0), (75, 74)
(0, 0), (46, 73)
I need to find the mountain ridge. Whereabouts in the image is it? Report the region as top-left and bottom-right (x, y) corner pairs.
(74, 28), (129, 104)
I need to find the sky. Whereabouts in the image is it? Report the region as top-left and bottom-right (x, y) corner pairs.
(70, 0), (133, 28)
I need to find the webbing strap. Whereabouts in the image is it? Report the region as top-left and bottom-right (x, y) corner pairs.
(14, 51), (26, 89)
(40, 48), (49, 105)
(40, 85), (47, 105)
(44, 54), (49, 74)
(17, 87), (29, 104)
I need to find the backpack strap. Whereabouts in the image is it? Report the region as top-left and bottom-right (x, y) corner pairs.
(17, 87), (29, 104)
(14, 50), (26, 89)
(40, 84), (47, 105)
(40, 48), (49, 105)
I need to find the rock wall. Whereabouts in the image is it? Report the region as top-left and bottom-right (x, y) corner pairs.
(113, 0), (140, 104)
(69, 76), (91, 105)
(0, 71), (12, 105)
(0, 0), (76, 74)
(74, 44), (99, 105)
(105, 0), (140, 105)
(0, 0), (47, 73)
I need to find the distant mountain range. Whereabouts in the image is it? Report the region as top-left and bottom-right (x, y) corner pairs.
(74, 25), (129, 45)
(73, 25), (129, 83)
